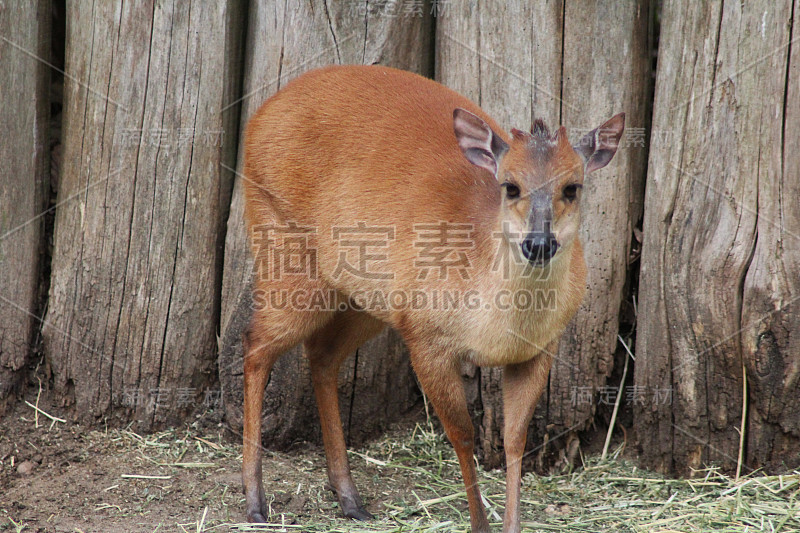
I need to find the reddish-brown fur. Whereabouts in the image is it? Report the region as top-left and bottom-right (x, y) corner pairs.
(241, 65), (624, 533)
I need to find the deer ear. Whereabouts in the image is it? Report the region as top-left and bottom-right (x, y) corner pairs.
(453, 108), (509, 177)
(574, 113), (625, 174)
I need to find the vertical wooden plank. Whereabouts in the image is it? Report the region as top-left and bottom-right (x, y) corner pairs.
(437, 0), (650, 468)
(0, 1), (50, 412)
(636, 0), (797, 475)
(635, 0), (721, 476)
(554, 0), (650, 452)
(218, 1), (432, 447)
(43, 0), (242, 429)
(741, 0), (800, 471)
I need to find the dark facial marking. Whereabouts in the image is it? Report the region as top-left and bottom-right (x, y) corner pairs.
(528, 190), (553, 234)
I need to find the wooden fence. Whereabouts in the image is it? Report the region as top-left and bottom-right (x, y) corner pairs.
(0, 0), (797, 476)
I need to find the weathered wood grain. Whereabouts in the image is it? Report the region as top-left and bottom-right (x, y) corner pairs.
(218, 1), (431, 447)
(635, 0), (799, 475)
(437, 0), (650, 468)
(553, 0), (650, 458)
(742, 0), (800, 471)
(0, 1), (50, 413)
(43, 0), (242, 429)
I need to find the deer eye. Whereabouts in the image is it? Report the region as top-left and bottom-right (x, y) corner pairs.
(562, 184), (581, 201)
(502, 182), (520, 199)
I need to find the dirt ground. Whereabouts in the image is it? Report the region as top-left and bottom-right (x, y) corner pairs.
(4, 386), (799, 533)
(0, 387), (435, 533)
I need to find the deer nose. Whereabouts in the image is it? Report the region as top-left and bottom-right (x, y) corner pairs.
(521, 232), (559, 265)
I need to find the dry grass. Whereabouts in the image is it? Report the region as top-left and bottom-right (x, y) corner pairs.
(227, 421), (799, 533)
(2, 413), (798, 533)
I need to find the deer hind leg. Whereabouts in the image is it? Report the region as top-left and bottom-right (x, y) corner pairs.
(243, 305), (332, 523)
(305, 309), (385, 520)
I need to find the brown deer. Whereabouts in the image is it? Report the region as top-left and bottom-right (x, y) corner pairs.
(241, 64), (624, 533)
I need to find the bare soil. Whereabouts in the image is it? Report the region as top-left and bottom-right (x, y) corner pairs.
(0, 388), (430, 533)
(4, 385), (798, 533)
